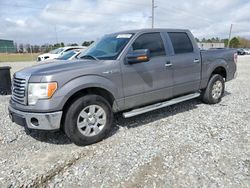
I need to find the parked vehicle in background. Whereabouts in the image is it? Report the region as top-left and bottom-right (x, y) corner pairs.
(208, 48), (225, 50)
(237, 48), (246, 55)
(56, 48), (87, 61)
(9, 28), (237, 146)
(243, 48), (250, 55)
(37, 46), (86, 62)
(38, 49), (87, 63)
(44, 47), (87, 63)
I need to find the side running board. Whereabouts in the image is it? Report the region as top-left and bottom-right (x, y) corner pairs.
(123, 92), (200, 118)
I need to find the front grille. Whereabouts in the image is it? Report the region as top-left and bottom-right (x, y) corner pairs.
(12, 77), (26, 105)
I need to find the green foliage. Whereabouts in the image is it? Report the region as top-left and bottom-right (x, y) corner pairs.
(222, 39), (229, 47)
(229, 37), (240, 48)
(200, 37), (223, 43)
(82, 41), (94, 46)
(201, 38), (206, 42)
(68, 43), (79, 46)
(53, 43), (61, 48)
(195, 36), (250, 48)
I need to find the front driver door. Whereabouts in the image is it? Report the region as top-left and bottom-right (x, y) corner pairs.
(121, 32), (173, 109)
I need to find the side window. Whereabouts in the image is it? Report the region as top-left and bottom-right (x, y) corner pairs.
(132, 33), (166, 57)
(168, 32), (194, 54)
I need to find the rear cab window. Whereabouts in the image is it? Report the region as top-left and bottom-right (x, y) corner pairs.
(168, 32), (194, 54)
(132, 32), (166, 57)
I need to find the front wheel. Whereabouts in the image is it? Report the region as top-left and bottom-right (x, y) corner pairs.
(63, 95), (113, 146)
(201, 74), (225, 104)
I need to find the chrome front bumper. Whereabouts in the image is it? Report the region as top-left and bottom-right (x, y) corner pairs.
(8, 106), (63, 130)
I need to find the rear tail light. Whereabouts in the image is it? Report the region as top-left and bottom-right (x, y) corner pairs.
(234, 52), (238, 64)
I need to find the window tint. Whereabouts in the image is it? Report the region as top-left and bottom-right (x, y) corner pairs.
(132, 33), (166, 57)
(168, 32), (193, 54)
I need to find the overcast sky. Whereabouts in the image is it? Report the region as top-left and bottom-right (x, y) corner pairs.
(0, 0), (250, 45)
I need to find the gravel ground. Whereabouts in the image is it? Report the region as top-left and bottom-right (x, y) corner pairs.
(0, 58), (249, 187)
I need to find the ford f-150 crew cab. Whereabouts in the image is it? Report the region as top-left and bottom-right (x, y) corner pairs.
(9, 29), (237, 145)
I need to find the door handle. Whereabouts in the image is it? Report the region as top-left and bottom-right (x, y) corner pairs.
(165, 61), (172, 67)
(165, 63), (172, 67)
(194, 59), (200, 63)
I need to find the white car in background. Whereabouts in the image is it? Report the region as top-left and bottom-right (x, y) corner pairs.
(243, 48), (250, 55)
(37, 46), (87, 62)
(55, 48), (87, 61)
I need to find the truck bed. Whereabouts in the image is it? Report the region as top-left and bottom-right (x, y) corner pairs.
(200, 48), (237, 88)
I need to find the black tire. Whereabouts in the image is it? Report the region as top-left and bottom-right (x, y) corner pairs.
(201, 74), (225, 104)
(63, 95), (113, 146)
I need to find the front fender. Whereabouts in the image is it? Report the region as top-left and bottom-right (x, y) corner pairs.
(10, 76), (121, 113)
(54, 75), (120, 108)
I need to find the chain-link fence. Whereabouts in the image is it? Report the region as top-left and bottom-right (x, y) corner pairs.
(0, 47), (38, 62)
(0, 46), (63, 53)
(0, 46), (63, 62)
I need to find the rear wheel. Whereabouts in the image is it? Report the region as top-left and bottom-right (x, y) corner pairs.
(63, 95), (113, 146)
(201, 74), (225, 104)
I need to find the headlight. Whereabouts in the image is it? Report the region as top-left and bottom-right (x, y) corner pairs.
(28, 82), (57, 105)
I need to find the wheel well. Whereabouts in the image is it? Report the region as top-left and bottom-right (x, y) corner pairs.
(63, 87), (115, 111)
(61, 87), (115, 128)
(212, 67), (227, 79)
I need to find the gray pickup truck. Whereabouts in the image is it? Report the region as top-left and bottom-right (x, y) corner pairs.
(9, 29), (237, 145)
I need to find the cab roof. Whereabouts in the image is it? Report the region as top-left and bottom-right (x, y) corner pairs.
(112, 28), (190, 35)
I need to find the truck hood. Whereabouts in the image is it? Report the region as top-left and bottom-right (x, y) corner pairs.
(16, 59), (105, 76)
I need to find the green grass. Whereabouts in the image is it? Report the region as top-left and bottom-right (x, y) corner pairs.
(0, 53), (40, 62)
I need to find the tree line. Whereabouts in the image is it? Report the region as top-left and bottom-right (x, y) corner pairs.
(13, 36), (250, 53)
(196, 37), (250, 48)
(15, 41), (94, 53)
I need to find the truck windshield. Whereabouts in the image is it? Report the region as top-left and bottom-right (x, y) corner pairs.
(79, 33), (133, 60)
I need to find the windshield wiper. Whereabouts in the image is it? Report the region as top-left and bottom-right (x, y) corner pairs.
(80, 55), (99, 60)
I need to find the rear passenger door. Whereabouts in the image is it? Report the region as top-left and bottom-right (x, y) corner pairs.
(167, 32), (201, 96)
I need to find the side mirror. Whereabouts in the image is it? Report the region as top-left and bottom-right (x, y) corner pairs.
(126, 49), (150, 64)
